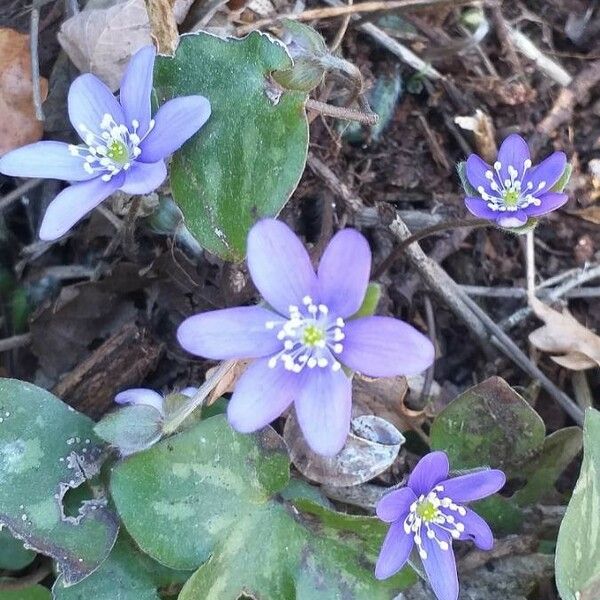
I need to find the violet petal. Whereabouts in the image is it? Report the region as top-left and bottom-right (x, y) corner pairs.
(376, 487), (417, 523)
(115, 388), (164, 414)
(465, 154), (493, 194)
(177, 306), (283, 360)
(119, 45), (155, 136)
(68, 73), (125, 140)
(523, 192), (568, 217)
(317, 229), (371, 318)
(139, 96), (211, 163)
(522, 151), (567, 192)
(374, 520), (414, 580)
(120, 160), (167, 194)
(464, 197), (502, 221)
(340, 316), (434, 377)
(421, 528), (459, 600)
(294, 367), (352, 456)
(438, 469), (506, 503)
(39, 173), (124, 240)
(227, 358), (300, 432)
(247, 219), (318, 316)
(497, 133), (530, 180)
(0, 141), (94, 182)
(497, 210), (528, 228)
(456, 508), (494, 550)
(407, 451), (449, 496)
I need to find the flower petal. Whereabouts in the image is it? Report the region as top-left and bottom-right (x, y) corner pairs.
(0, 141), (94, 182)
(375, 520), (414, 580)
(497, 133), (530, 180)
(68, 74), (125, 139)
(497, 210), (528, 228)
(456, 508), (494, 550)
(139, 96), (211, 163)
(438, 469), (506, 503)
(464, 197), (501, 221)
(408, 451), (449, 496)
(465, 154), (493, 194)
(180, 387), (198, 398)
(340, 316), (434, 377)
(227, 358), (300, 432)
(39, 174), (124, 240)
(247, 219), (318, 316)
(120, 160), (166, 194)
(115, 388), (164, 414)
(294, 368), (352, 456)
(421, 529), (459, 600)
(177, 306), (283, 360)
(119, 45), (155, 136)
(317, 229), (371, 318)
(524, 192), (568, 217)
(376, 487), (417, 523)
(523, 151), (567, 192)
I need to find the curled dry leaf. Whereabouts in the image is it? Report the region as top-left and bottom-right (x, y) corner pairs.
(58, 0), (194, 91)
(284, 412), (405, 487)
(204, 359), (250, 405)
(454, 109), (497, 163)
(529, 296), (600, 370)
(0, 28), (48, 156)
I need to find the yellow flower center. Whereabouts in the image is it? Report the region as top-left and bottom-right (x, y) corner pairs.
(302, 324), (325, 347)
(416, 499), (438, 522)
(106, 140), (129, 164)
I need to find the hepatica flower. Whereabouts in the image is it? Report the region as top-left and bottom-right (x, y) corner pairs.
(0, 46), (210, 240)
(177, 219), (434, 456)
(463, 134), (568, 229)
(115, 386), (198, 416)
(375, 451), (506, 600)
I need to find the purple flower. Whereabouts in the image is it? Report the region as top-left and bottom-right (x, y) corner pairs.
(177, 219), (434, 456)
(463, 134), (568, 228)
(115, 386), (197, 416)
(375, 451), (506, 600)
(0, 46), (210, 241)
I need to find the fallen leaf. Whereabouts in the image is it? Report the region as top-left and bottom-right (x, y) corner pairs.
(568, 205), (600, 225)
(204, 359), (250, 406)
(284, 413), (404, 486)
(58, 0), (194, 91)
(454, 109), (497, 163)
(0, 28), (48, 156)
(529, 296), (600, 370)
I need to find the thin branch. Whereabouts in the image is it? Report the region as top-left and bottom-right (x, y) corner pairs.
(30, 2), (44, 121)
(0, 179), (43, 211)
(0, 333), (32, 353)
(305, 98), (378, 124)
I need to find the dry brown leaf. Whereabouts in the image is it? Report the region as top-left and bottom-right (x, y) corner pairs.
(0, 28), (48, 156)
(529, 296), (600, 370)
(568, 205), (600, 225)
(58, 0), (194, 90)
(204, 359), (250, 405)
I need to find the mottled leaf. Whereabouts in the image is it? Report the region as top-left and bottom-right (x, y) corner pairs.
(430, 376), (546, 475)
(111, 416), (414, 598)
(555, 408), (600, 600)
(154, 32), (309, 260)
(0, 379), (118, 585)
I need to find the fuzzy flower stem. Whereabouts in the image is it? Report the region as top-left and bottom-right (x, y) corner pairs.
(162, 360), (236, 435)
(373, 218), (489, 278)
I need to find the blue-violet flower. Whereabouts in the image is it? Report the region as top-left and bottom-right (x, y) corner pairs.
(0, 45), (210, 240)
(177, 219), (434, 456)
(464, 134), (568, 228)
(375, 451), (506, 600)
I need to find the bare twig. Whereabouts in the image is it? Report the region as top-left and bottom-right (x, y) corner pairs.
(0, 333), (32, 353)
(456, 289), (584, 425)
(305, 98), (378, 124)
(460, 285), (600, 299)
(330, 0), (353, 52)
(0, 562), (52, 591)
(30, 1), (44, 121)
(0, 179), (43, 211)
(489, 4), (523, 75)
(236, 0), (475, 35)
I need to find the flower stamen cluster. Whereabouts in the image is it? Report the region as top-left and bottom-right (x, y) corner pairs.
(68, 114), (156, 181)
(477, 159), (546, 212)
(266, 295), (345, 373)
(405, 486), (466, 560)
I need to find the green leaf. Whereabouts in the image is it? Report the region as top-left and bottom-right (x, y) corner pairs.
(555, 408), (600, 600)
(514, 427), (583, 507)
(456, 161), (478, 197)
(0, 585), (51, 600)
(94, 405), (164, 456)
(550, 164), (573, 193)
(111, 416), (414, 599)
(0, 527), (36, 570)
(154, 32), (309, 260)
(351, 283), (381, 319)
(430, 376), (546, 476)
(0, 379), (118, 585)
(52, 535), (192, 599)
(471, 495), (523, 535)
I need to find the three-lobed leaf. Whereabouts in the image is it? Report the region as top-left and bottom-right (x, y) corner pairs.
(154, 31), (309, 260)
